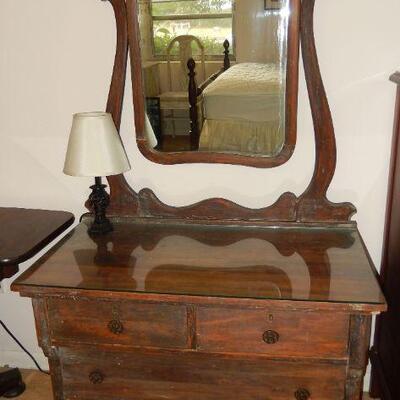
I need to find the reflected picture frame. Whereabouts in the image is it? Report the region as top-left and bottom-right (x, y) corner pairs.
(264, 0), (282, 10)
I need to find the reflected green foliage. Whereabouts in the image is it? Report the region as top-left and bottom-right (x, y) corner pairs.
(152, 0), (232, 16)
(151, 0), (232, 56)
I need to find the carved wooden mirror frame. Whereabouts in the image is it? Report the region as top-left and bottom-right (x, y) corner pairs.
(97, 0), (356, 225)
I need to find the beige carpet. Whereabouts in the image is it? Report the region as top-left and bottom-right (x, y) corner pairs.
(1, 369), (377, 399)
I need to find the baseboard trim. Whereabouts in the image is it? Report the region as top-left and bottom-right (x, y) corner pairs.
(0, 349), (48, 371)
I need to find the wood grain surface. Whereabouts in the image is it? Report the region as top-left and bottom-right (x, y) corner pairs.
(11, 220), (386, 312)
(60, 347), (346, 400)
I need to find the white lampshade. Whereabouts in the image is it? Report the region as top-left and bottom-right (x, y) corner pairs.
(63, 112), (131, 177)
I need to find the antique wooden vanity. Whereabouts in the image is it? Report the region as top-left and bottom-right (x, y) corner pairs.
(12, 0), (386, 399)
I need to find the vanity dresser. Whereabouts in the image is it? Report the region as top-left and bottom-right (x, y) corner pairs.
(12, 0), (386, 399)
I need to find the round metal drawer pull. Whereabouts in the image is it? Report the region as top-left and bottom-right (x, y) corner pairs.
(262, 330), (280, 344)
(108, 319), (124, 335)
(89, 371), (104, 385)
(294, 388), (311, 400)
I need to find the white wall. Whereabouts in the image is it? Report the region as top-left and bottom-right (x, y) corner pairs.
(0, 0), (399, 389)
(235, 0), (282, 63)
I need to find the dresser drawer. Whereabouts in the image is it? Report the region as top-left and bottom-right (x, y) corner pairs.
(60, 348), (346, 400)
(197, 307), (349, 358)
(47, 299), (188, 349)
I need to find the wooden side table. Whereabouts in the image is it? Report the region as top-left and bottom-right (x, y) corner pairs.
(0, 208), (74, 281)
(0, 207), (74, 398)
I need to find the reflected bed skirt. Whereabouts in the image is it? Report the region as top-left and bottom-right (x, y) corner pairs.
(198, 119), (284, 155)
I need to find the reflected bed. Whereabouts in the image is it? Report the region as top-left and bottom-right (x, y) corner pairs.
(199, 62), (285, 155)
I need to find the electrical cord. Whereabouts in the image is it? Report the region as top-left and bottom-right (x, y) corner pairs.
(0, 320), (49, 375)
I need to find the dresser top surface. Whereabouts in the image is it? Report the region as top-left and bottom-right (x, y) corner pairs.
(12, 219), (385, 311)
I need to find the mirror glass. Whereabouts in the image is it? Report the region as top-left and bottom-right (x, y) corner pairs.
(138, 0), (291, 157)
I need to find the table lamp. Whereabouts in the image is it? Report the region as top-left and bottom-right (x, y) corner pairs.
(63, 112), (131, 234)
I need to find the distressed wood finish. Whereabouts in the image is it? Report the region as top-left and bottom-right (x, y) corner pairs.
(31, 299), (64, 400)
(346, 315), (372, 399)
(196, 307), (349, 359)
(11, 219), (386, 399)
(60, 347), (347, 400)
(48, 298), (188, 349)
(138, 189), (298, 222)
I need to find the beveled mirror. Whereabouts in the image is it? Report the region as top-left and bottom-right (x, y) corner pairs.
(131, 0), (300, 167)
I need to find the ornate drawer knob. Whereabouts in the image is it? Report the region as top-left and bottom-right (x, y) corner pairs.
(108, 319), (124, 335)
(294, 388), (311, 400)
(89, 370), (104, 384)
(262, 330), (280, 344)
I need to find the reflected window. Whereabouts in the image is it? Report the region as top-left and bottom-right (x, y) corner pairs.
(148, 0), (234, 59)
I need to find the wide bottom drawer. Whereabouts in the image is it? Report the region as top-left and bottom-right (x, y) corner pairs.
(60, 348), (346, 400)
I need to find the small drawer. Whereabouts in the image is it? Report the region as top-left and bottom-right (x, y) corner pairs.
(196, 307), (349, 358)
(48, 298), (188, 349)
(60, 347), (346, 400)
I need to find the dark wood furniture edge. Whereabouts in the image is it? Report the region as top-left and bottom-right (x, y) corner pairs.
(10, 283), (386, 314)
(345, 315), (372, 399)
(34, 344), (354, 383)
(0, 265), (19, 281)
(0, 212), (74, 268)
(370, 74), (400, 399)
(136, 137), (295, 168)
(82, 213), (357, 229)
(43, 342), (350, 365)
(108, 184), (355, 224)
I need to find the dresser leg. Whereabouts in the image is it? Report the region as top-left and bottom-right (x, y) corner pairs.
(345, 315), (372, 399)
(32, 299), (64, 399)
(49, 355), (64, 400)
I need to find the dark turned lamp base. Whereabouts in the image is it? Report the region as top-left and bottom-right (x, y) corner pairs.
(88, 177), (113, 235)
(88, 217), (113, 235)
